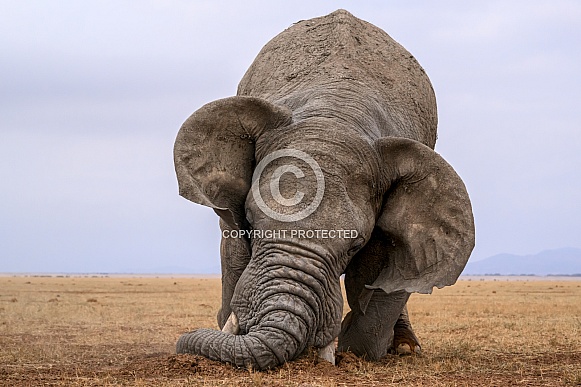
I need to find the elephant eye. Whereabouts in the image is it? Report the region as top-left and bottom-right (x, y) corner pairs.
(347, 237), (365, 256)
(245, 208), (254, 225)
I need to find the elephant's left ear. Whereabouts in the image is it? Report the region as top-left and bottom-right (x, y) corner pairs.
(369, 137), (475, 294)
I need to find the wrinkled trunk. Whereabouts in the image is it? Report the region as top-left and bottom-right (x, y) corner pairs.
(177, 312), (307, 370)
(176, 250), (342, 370)
(177, 292), (314, 369)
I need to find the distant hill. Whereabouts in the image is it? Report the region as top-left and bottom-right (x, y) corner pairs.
(463, 247), (581, 276)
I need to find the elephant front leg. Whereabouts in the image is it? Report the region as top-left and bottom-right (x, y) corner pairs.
(340, 228), (422, 360)
(217, 219), (251, 329)
(338, 289), (409, 360)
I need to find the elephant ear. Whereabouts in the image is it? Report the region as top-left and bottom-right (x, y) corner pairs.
(173, 96), (292, 229)
(368, 137), (475, 294)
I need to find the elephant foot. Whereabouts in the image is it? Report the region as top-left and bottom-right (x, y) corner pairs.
(391, 312), (421, 355)
(390, 329), (422, 355)
(396, 344), (421, 355)
(317, 340), (336, 365)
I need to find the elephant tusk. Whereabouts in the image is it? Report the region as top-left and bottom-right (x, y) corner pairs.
(221, 312), (240, 335)
(317, 340), (336, 365)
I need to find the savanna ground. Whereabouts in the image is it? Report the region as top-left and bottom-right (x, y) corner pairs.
(0, 275), (580, 386)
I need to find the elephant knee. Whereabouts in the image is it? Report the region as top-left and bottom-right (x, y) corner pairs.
(337, 290), (409, 361)
(338, 310), (392, 361)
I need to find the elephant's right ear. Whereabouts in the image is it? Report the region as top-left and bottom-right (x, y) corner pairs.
(173, 96), (292, 229)
(368, 137), (475, 295)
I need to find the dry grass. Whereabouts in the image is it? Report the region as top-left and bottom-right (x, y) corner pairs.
(1, 275), (580, 386)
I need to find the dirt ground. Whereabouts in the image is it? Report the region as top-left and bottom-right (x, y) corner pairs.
(1, 275), (580, 386)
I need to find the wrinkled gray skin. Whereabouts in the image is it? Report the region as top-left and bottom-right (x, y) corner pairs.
(174, 10), (475, 369)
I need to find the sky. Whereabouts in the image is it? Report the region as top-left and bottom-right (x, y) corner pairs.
(1, 1), (580, 273)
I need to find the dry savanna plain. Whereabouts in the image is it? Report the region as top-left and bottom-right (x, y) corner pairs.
(1, 275), (580, 386)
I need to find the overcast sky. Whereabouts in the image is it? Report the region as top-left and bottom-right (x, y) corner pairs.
(1, 1), (580, 273)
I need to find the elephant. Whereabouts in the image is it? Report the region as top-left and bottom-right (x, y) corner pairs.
(173, 9), (475, 369)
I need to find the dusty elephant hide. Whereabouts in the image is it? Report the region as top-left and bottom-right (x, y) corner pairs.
(173, 9), (475, 370)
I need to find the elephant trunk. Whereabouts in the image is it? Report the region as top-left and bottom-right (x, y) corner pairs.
(177, 249), (341, 369)
(177, 294), (313, 369)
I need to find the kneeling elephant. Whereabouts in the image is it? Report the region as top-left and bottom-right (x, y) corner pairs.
(173, 9), (475, 369)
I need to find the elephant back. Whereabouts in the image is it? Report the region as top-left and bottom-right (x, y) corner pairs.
(237, 9), (438, 148)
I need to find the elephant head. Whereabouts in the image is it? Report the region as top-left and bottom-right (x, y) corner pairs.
(174, 10), (474, 369)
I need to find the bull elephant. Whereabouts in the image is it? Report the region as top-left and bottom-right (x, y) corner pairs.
(174, 9), (475, 369)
